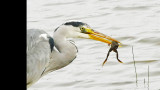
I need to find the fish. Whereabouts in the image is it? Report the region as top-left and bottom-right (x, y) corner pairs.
(102, 41), (123, 66)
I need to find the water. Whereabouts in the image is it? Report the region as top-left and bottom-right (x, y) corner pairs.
(27, 0), (160, 90)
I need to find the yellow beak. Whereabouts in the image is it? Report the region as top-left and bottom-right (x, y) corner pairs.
(84, 28), (121, 45)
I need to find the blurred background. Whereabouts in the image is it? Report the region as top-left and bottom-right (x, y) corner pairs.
(27, 0), (160, 90)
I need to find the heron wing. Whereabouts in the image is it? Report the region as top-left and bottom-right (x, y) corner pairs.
(27, 29), (54, 87)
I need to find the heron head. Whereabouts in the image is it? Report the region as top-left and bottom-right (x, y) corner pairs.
(54, 21), (120, 45)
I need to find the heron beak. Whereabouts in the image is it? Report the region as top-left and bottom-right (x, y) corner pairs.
(84, 28), (121, 45)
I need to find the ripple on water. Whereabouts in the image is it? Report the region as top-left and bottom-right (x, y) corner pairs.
(53, 80), (83, 87)
(43, 1), (81, 6)
(108, 81), (134, 86)
(113, 6), (150, 11)
(136, 37), (160, 44)
(45, 15), (64, 19)
(28, 20), (39, 22)
(125, 60), (159, 65)
(118, 36), (136, 41)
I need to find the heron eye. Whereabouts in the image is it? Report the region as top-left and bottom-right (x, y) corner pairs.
(80, 27), (85, 30)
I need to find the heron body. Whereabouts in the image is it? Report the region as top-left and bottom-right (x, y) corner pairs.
(27, 29), (53, 87)
(27, 21), (121, 88)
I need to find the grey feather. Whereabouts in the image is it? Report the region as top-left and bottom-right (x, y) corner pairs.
(27, 29), (54, 87)
(27, 22), (84, 88)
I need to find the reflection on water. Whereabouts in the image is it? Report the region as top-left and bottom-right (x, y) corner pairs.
(27, 0), (160, 90)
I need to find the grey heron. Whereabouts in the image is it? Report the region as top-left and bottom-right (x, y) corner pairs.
(27, 21), (120, 88)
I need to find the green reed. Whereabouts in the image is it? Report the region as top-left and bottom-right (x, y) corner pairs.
(148, 65), (149, 89)
(132, 46), (138, 87)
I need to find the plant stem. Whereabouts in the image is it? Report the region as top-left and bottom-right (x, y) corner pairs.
(148, 65), (149, 89)
(132, 46), (138, 87)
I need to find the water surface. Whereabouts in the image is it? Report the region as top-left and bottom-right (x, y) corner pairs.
(27, 0), (160, 90)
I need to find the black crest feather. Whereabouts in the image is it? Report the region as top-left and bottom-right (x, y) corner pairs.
(64, 21), (85, 27)
(48, 37), (54, 52)
(54, 21), (87, 32)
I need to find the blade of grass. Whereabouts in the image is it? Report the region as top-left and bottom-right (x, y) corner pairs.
(148, 65), (149, 89)
(132, 46), (138, 87)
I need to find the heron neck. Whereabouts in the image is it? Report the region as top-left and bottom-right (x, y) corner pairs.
(53, 34), (77, 61)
